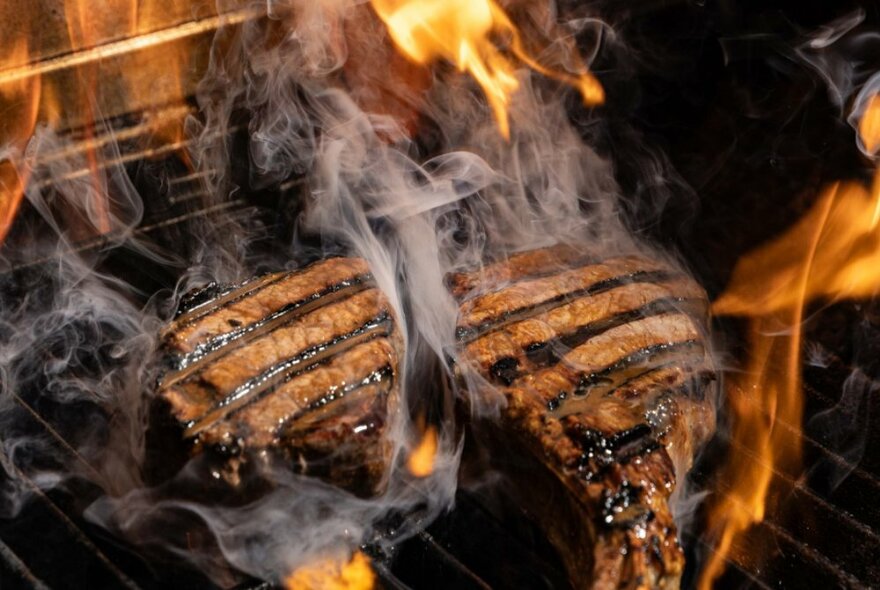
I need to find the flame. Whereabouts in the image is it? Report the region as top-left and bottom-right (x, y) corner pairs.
(0, 35), (41, 246)
(699, 94), (880, 588)
(370, 0), (604, 138)
(63, 0), (127, 235)
(0, 0), (206, 247)
(861, 95), (880, 156)
(284, 551), (375, 590)
(134, 0), (194, 150)
(407, 424), (438, 477)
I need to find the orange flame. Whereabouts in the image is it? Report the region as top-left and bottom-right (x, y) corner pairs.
(407, 425), (438, 477)
(284, 551), (375, 590)
(134, 0), (195, 151)
(0, 0), (202, 247)
(861, 95), (880, 156)
(0, 34), (42, 246)
(699, 94), (880, 588)
(370, 0), (604, 138)
(63, 0), (127, 235)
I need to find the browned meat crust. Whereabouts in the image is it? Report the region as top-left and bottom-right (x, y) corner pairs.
(453, 248), (715, 589)
(456, 255), (676, 336)
(156, 257), (403, 495)
(448, 244), (588, 299)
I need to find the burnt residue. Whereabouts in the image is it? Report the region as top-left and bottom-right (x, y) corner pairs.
(546, 390), (567, 412)
(524, 340), (551, 364)
(564, 421), (660, 484)
(175, 280), (229, 318)
(489, 357), (520, 385)
(173, 272), (285, 324)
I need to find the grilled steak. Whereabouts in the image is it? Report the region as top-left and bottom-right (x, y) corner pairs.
(156, 257), (403, 495)
(452, 246), (715, 589)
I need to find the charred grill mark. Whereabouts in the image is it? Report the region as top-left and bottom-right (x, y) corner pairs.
(522, 297), (705, 369)
(456, 269), (676, 342)
(161, 275), (373, 387)
(171, 271), (286, 326)
(564, 422), (661, 484)
(184, 313), (392, 437)
(276, 365), (395, 436)
(570, 423), (653, 456)
(547, 340), (704, 414)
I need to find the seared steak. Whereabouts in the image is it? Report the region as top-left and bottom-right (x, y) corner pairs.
(157, 257), (403, 494)
(452, 246), (715, 589)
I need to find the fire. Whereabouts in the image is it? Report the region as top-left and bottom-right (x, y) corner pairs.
(370, 0), (604, 138)
(407, 424), (438, 477)
(0, 35), (41, 246)
(0, 0), (209, 247)
(699, 94), (880, 588)
(133, 0), (195, 149)
(63, 0), (129, 235)
(861, 94), (880, 156)
(284, 551), (375, 590)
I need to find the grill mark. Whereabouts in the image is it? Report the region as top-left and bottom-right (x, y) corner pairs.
(184, 313), (392, 438)
(457, 269), (676, 342)
(548, 340), (704, 417)
(195, 341), (398, 447)
(278, 365), (395, 435)
(171, 271), (286, 327)
(522, 297), (706, 369)
(611, 364), (708, 403)
(566, 423), (660, 479)
(450, 252), (598, 302)
(161, 276), (373, 387)
(610, 364), (685, 398)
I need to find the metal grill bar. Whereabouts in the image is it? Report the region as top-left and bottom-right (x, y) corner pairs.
(0, 537), (50, 590)
(0, 447), (141, 590)
(0, 9), (260, 88)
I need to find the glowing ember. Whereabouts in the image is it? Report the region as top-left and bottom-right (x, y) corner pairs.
(699, 93), (880, 588)
(284, 551), (375, 590)
(407, 425), (438, 477)
(370, 0), (604, 138)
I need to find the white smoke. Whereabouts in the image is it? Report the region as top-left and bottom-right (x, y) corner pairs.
(0, 0), (712, 585)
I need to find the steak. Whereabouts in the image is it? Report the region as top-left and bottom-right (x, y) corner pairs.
(156, 257), (403, 495)
(451, 246), (715, 589)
